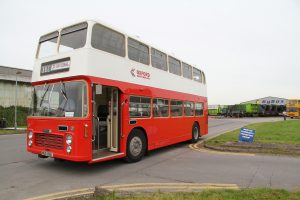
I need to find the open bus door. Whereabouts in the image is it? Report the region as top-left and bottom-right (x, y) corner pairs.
(92, 85), (120, 159)
(107, 88), (118, 152)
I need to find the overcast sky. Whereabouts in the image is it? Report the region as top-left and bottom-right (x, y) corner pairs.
(0, 0), (299, 104)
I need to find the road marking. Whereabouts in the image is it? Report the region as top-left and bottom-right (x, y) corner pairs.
(24, 188), (94, 200)
(104, 185), (239, 191)
(189, 142), (256, 156)
(45, 191), (94, 200)
(26, 183), (239, 200)
(100, 182), (239, 192)
(101, 182), (238, 189)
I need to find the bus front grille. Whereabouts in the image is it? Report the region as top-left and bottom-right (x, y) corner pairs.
(35, 133), (64, 150)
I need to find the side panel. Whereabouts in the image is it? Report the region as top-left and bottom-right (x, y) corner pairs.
(28, 75), (208, 162)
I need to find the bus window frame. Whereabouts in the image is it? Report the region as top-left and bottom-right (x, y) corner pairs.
(129, 95), (152, 119)
(184, 101), (195, 117)
(37, 31), (59, 59)
(58, 22), (88, 53)
(168, 56), (182, 76)
(91, 23), (126, 57)
(36, 22), (89, 59)
(195, 102), (204, 117)
(30, 79), (89, 119)
(170, 99), (183, 118)
(127, 38), (150, 65)
(153, 98), (170, 118)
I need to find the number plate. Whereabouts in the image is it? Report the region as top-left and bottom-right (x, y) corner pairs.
(41, 151), (53, 157)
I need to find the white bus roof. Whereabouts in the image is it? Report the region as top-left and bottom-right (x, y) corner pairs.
(39, 19), (203, 72)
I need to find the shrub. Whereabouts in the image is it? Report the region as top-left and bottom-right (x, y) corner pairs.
(0, 106), (31, 127)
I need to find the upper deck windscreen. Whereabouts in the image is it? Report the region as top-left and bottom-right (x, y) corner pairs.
(38, 31), (58, 58)
(37, 22), (88, 58)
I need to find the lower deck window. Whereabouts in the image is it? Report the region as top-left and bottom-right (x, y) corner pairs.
(195, 102), (204, 116)
(129, 96), (151, 118)
(184, 101), (194, 116)
(171, 100), (183, 117)
(153, 98), (169, 117)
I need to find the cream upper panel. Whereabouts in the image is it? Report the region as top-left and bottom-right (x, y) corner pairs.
(32, 20), (207, 97)
(33, 48), (206, 97)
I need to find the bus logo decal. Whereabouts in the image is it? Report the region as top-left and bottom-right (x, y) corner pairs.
(130, 68), (151, 80)
(130, 68), (136, 77)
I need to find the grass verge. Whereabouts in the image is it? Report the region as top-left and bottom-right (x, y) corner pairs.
(84, 188), (300, 200)
(205, 120), (300, 155)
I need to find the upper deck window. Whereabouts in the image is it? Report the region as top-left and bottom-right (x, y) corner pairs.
(182, 63), (192, 79)
(151, 48), (167, 71)
(91, 24), (125, 57)
(168, 56), (181, 76)
(38, 31), (59, 58)
(59, 22), (88, 53)
(193, 67), (202, 83)
(128, 38), (149, 65)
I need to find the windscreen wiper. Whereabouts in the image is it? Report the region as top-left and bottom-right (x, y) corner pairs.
(60, 82), (68, 101)
(58, 82), (68, 113)
(39, 84), (50, 107)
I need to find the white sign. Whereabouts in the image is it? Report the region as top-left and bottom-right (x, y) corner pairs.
(41, 58), (70, 75)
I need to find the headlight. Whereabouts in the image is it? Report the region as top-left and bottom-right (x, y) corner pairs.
(28, 131), (33, 139)
(66, 135), (72, 145)
(28, 140), (32, 147)
(66, 146), (72, 154)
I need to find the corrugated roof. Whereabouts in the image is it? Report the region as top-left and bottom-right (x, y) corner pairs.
(0, 66), (32, 83)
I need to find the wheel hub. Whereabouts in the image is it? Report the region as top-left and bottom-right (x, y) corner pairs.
(129, 136), (142, 157)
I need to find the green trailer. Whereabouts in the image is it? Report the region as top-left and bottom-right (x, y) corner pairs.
(220, 105), (229, 117)
(208, 105), (222, 116)
(243, 103), (259, 116)
(223, 104), (259, 117)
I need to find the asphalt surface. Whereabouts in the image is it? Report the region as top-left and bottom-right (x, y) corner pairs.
(1, 117), (299, 200)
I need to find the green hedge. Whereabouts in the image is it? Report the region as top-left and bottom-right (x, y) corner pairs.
(0, 106), (30, 127)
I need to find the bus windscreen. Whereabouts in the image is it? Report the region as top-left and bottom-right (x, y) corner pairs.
(59, 22), (88, 53)
(32, 81), (87, 118)
(38, 31), (59, 58)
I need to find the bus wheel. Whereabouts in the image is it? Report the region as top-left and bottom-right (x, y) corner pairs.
(191, 123), (199, 143)
(125, 129), (146, 163)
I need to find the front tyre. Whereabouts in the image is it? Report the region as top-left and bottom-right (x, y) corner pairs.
(191, 123), (200, 143)
(125, 129), (146, 163)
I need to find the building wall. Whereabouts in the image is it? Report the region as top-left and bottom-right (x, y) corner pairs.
(0, 81), (32, 107)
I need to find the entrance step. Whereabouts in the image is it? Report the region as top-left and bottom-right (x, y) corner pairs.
(91, 150), (124, 163)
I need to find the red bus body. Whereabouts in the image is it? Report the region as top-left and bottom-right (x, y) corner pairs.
(27, 20), (208, 163)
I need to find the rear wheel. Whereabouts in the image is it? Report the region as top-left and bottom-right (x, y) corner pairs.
(125, 129), (146, 163)
(191, 123), (200, 143)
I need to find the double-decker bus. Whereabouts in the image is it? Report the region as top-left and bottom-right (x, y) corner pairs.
(286, 99), (300, 118)
(27, 20), (208, 164)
